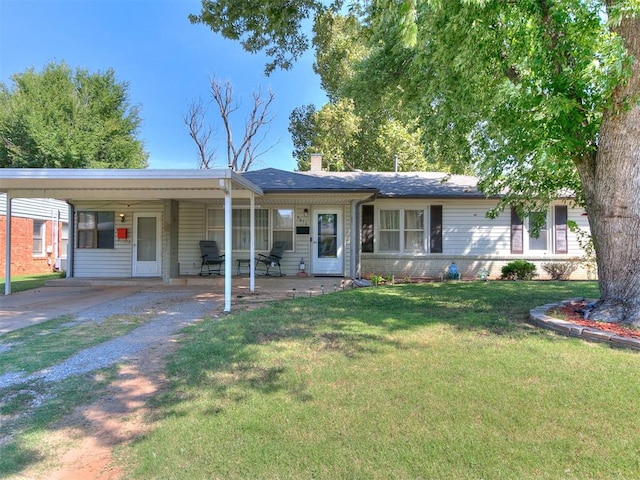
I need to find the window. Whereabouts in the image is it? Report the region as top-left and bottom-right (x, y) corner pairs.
(77, 212), (115, 249)
(60, 223), (69, 256)
(206, 208), (290, 252)
(404, 210), (424, 251)
(233, 209), (269, 250)
(528, 211), (548, 251)
(511, 207), (566, 254)
(206, 209), (225, 249)
(377, 207), (441, 253)
(33, 220), (45, 256)
(272, 209), (294, 250)
(379, 210), (400, 251)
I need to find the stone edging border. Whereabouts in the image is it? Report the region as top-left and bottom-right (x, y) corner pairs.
(529, 300), (640, 351)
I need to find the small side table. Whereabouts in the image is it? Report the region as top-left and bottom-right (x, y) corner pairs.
(236, 258), (252, 276)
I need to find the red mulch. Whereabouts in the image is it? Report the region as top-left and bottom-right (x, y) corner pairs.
(552, 301), (640, 339)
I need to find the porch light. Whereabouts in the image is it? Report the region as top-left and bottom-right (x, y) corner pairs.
(304, 208), (309, 217)
(119, 213), (125, 222)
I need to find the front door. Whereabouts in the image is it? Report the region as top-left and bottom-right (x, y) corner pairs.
(312, 210), (343, 275)
(132, 213), (161, 276)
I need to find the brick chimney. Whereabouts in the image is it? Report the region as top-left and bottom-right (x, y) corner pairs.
(310, 153), (323, 172)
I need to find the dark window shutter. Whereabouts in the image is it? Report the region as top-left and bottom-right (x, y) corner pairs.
(361, 205), (374, 253)
(511, 208), (523, 254)
(430, 205), (443, 253)
(554, 205), (568, 254)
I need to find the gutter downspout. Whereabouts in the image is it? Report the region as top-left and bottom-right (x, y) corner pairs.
(66, 202), (75, 278)
(350, 193), (377, 279)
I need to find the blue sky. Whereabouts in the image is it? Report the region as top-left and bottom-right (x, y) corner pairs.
(0, 0), (326, 171)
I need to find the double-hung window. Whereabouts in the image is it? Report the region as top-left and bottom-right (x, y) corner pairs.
(60, 223), (69, 257)
(377, 207), (437, 253)
(77, 212), (115, 249)
(272, 209), (294, 250)
(404, 210), (425, 251)
(528, 211), (548, 251)
(379, 210), (400, 251)
(206, 207), (293, 252)
(32, 220), (45, 256)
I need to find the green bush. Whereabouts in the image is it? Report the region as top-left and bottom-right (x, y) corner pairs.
(501, 260), (537, 280)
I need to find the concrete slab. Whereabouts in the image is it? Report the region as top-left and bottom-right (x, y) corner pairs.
(0, 276), (353, 335)
(0, 286), (149, 334)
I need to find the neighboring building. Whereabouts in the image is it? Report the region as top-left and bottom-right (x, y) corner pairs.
(0, 167), (591, 285)
(0, 194), (69, 276)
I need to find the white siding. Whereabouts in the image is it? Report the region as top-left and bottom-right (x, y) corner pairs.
(443, 200), (510, 255)
(361, 199), (592, 280)
(0, 194), (69, 221)
(73, 201), (163, 278)
(178, 202), (206, 276)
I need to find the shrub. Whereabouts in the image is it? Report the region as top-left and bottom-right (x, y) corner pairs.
(501, 260), (537, 280)
(542, 262), (578, 280)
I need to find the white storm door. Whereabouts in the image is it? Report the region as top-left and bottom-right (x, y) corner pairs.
(312, 210), (343, 275)
(132, 213), (161, 276)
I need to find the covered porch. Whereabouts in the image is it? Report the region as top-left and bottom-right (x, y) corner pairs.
(0, 168), (264, 312)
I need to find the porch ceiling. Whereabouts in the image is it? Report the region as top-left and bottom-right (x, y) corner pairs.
(0, 168), (263, 201)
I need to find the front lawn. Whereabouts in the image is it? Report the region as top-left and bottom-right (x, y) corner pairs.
(120, 280), (640, 479)
(0, 272), (64, 294)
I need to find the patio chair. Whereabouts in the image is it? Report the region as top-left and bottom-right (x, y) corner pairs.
(199, 240), (225, 276)
(255, 241), (287, 276)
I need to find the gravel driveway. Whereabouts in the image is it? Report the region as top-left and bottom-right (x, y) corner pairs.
(0, 288), (219, 389)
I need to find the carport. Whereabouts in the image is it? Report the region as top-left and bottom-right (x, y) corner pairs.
(0, 168), (264, 312)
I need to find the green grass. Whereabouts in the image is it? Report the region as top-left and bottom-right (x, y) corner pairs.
(118, 280), (640, 479)
(0, 273), (64, 294)
(0, 314), (148, 376)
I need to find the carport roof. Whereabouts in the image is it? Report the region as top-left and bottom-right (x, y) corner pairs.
(0, 168), (263, 200)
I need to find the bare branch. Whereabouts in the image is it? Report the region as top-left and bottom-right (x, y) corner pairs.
(210, 77), (241, 169)
(183, 99), (216, 169)
(186, 76), (277, 172)
(236, 86), (277, 171)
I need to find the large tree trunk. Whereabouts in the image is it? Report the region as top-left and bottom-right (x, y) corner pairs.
(576, 14), (640, 325)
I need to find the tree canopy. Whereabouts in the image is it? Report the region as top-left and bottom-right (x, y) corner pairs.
(287, 9), (438, 172)
(194, 0), (640, 324)
(0, 61), (148, 169)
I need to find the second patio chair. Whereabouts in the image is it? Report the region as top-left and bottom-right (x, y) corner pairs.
(255, 241), (287, 276)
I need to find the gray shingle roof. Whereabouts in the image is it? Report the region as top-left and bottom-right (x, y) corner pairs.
(242, 168), (487, 198)
(241, 168), (376, 193)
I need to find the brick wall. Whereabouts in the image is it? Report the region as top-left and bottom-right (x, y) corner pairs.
(0, 215), (65, 277)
